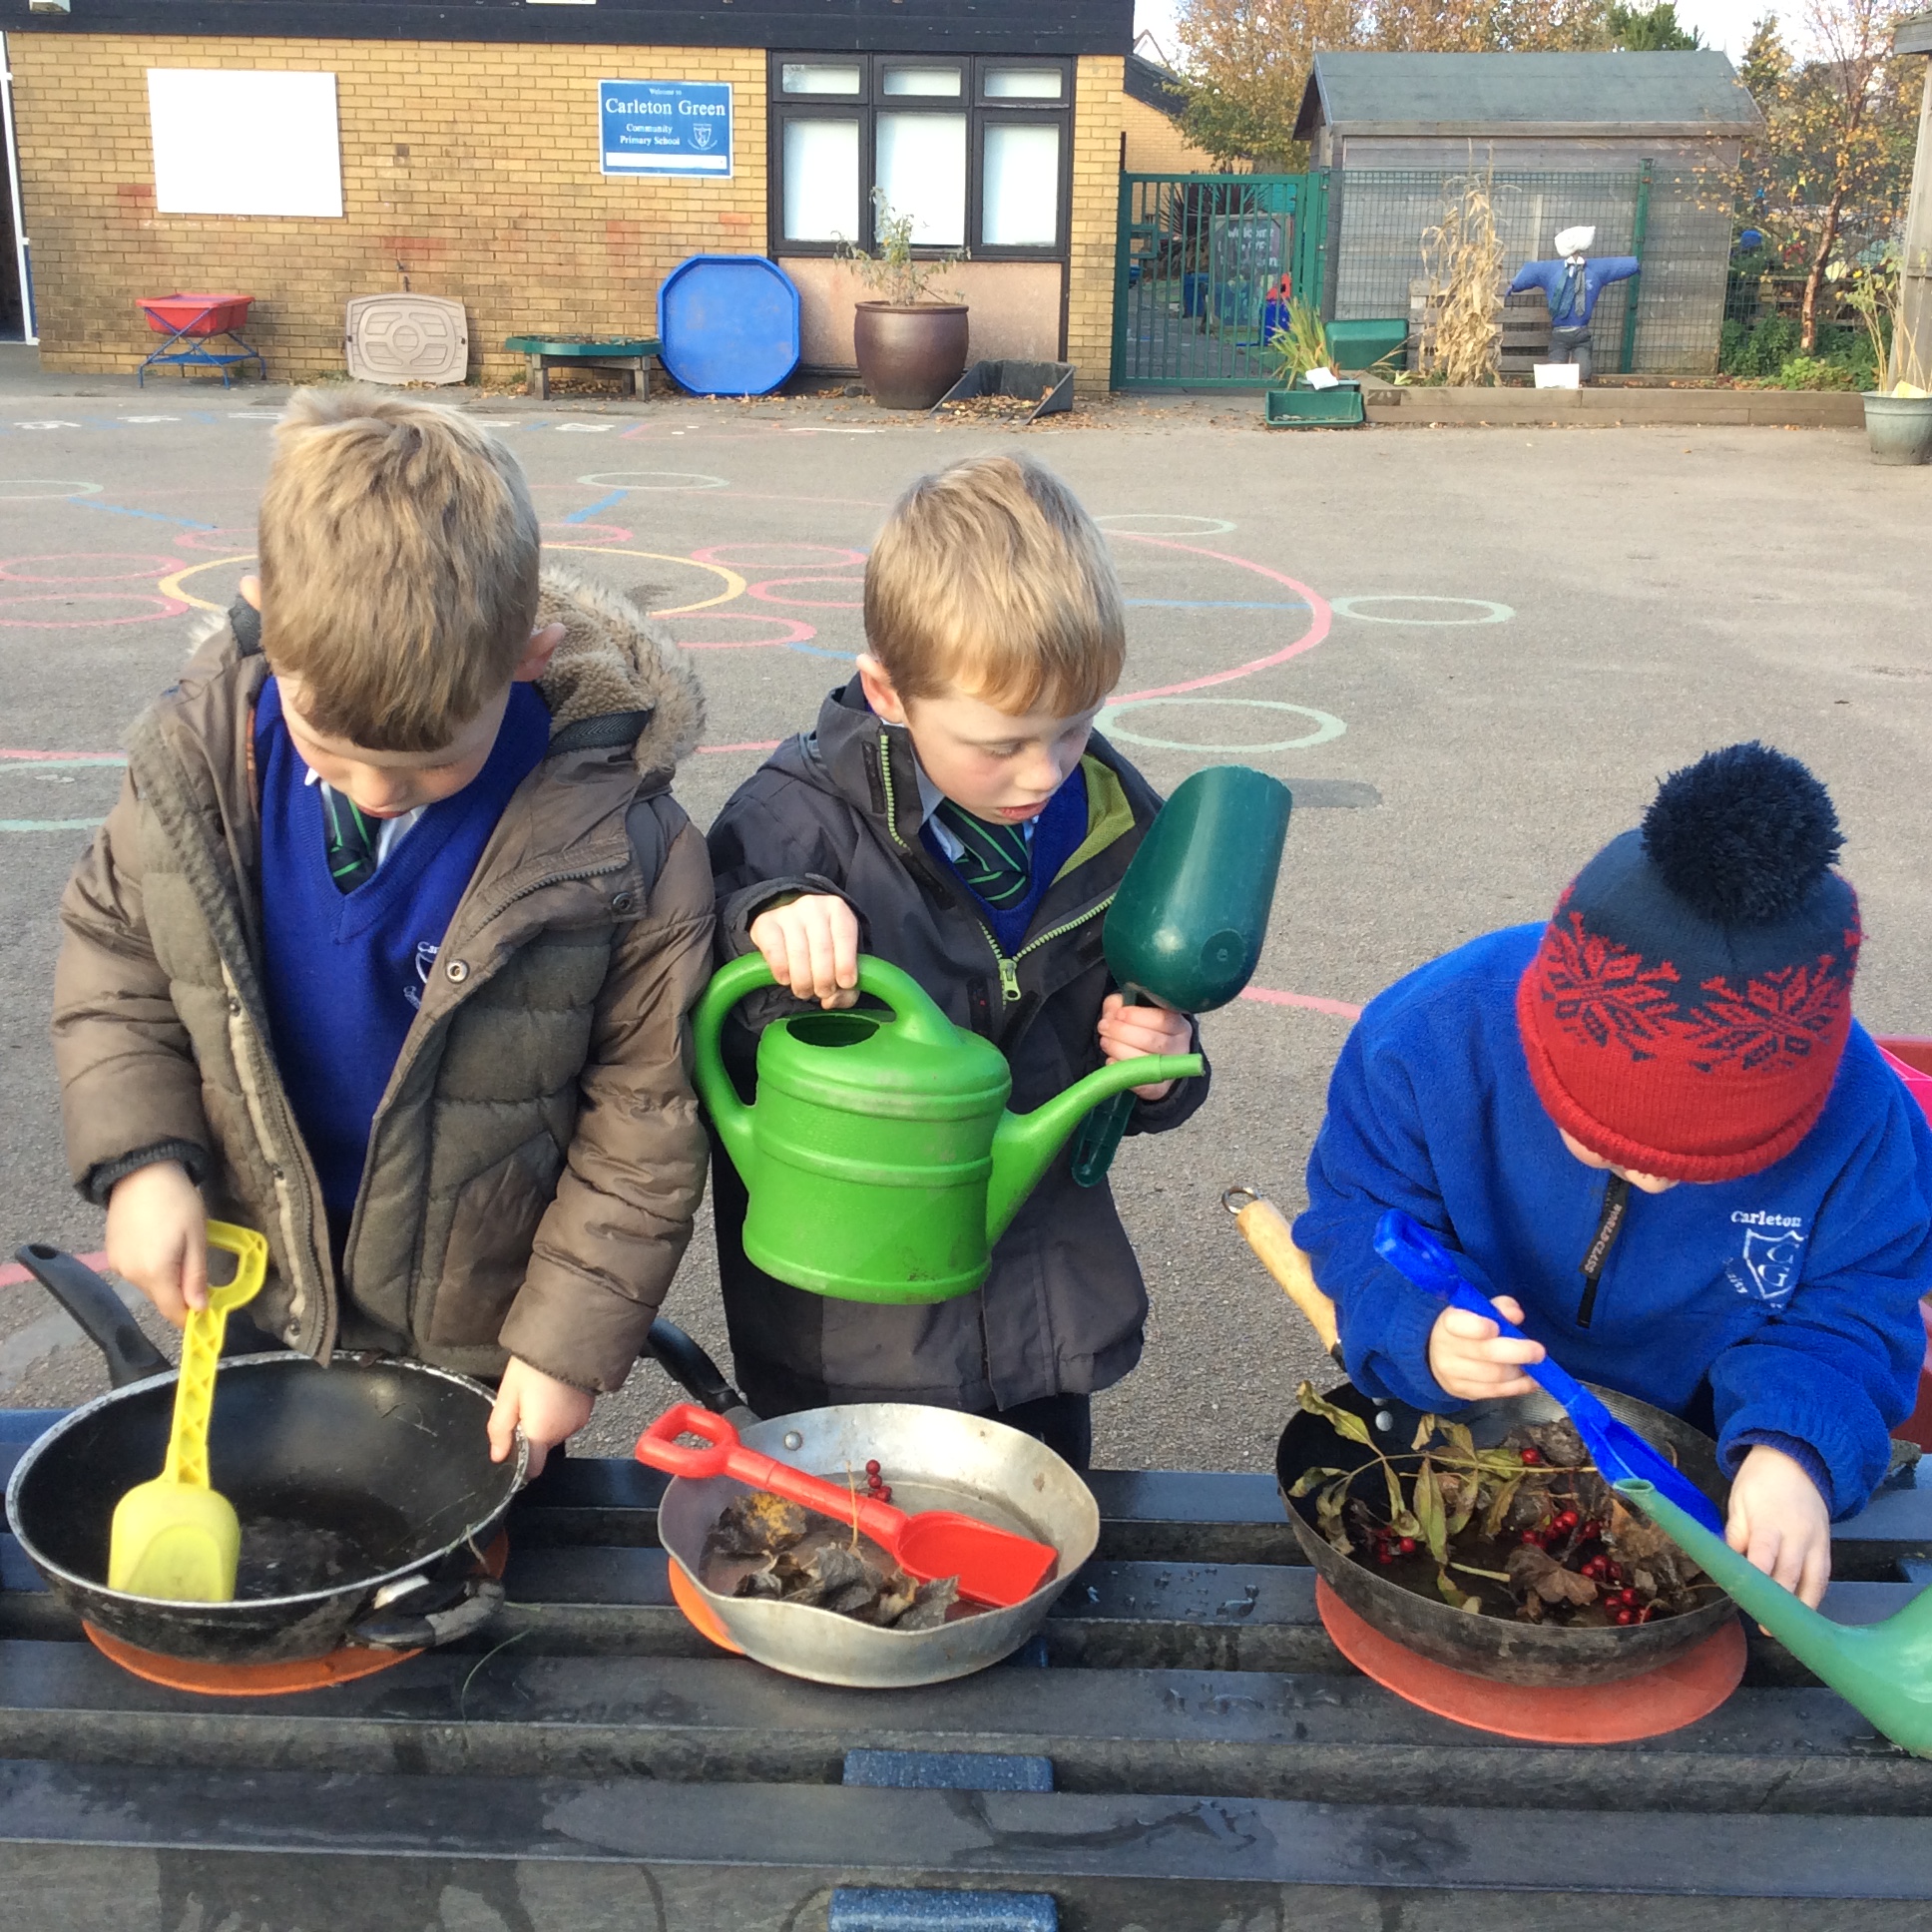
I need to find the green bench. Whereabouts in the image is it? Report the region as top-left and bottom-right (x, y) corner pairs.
(503, 335), (662, 400)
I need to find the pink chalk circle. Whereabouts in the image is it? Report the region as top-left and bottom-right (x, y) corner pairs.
(692, 544), (867, 571)
(175, 528), (260, 555)
(0, 591), (189, 627)
(746, 575), (863, 610)
(673, 614), (817, 650)
(0, 553), (185, 584)
(538, 523), (635, 546)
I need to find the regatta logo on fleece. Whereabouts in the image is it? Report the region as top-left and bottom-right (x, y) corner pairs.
(1724, 1208), (1808, 1306)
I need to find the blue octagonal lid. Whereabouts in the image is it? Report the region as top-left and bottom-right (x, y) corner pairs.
(658, 254), (801, 397)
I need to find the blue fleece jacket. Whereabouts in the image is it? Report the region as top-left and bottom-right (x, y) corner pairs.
(1510, 255), (1640, 327)
(1293, 925), (1932, 1519)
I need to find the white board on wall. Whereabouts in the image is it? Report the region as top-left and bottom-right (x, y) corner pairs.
(147, 70), (344, 218)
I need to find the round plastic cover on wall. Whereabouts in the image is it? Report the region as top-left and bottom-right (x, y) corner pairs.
(658, 255), (801, 397)
(344, 294), (469, 385)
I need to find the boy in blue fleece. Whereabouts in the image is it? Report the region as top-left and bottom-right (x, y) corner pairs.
(1296, 744), (1932, 1608)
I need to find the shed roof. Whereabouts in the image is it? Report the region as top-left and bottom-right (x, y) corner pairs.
(1896, 10), (1932, 53)
(1126, 50), (1190, 118)
(1293, 51), (1761, 142)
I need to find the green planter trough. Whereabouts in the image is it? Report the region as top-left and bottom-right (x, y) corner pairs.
(1326, 318), (1408, 372)
(1264, 385), (1364, 429)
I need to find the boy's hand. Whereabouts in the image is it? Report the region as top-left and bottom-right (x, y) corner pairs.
(488, 1356), (594, 1480)
(105, 1160), (208, 1326)
(1426, 1295), (1547, 1401)
(1098, 994), (1195, 1100)
(748, 894), (860, 1010)
(1726, 1442), (1831, 1609)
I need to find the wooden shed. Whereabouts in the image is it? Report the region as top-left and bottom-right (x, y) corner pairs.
(1293, 51), (1760, 375)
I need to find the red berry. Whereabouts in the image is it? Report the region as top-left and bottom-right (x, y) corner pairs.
(1520, 1446), (1544, 1466)
(1377, 1548), (1395, 1565)
(1616, 1608), (1637, 1626)
(877, 1486), (892, 1504)
(865, 1460), (882, 1478)
(1582, 1520), (1603, 1540)
(1638, 1606), (1657, 1624)
(1520, 1529), (1543, 1546)
(1398, 1536), (1416, 1556)
(1554, 1509), (1579, 1531)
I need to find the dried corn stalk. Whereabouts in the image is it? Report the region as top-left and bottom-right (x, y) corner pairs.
(1418, 167), (1505, 388)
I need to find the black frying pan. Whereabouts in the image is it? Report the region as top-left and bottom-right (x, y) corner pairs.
(5, 1243), (522, 1665)
(1227, 1190), (1734, 1688)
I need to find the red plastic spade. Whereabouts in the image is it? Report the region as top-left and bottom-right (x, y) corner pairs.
(635, 1403), (1059, 1609)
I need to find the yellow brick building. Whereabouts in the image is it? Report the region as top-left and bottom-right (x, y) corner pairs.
(0, 1), (1135, 392)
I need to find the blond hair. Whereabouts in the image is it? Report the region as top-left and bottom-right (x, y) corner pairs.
(863, 455), (1125, 716)
(256, 387), (541, 751)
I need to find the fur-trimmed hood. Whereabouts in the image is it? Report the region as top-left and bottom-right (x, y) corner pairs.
(534, 561), (705, 775)
(184, 561), (705, 776)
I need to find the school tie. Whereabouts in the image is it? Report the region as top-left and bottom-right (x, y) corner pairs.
(934, 799), (1033, 910)
(321, 786), (379, 894)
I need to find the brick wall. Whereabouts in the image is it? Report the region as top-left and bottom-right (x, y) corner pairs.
(1066, 54), (1126, 393)
(1121, 95), (1241, 177)
(8, 35), (767, 383)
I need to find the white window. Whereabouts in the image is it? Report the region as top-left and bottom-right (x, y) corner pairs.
(782, 120), (860, 242)
(781, 64), (862, 95)
(982, 123), (1060, 248)
(984, 67), (1064, 100)
(146, 70), (343, 219)
(875, 113), (967, 247)
(881, 66), (962, 98)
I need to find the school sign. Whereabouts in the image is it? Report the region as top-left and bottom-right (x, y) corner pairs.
(599, 80), (733, 178)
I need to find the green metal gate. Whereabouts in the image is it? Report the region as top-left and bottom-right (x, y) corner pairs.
(1111, 173), (1329, 388)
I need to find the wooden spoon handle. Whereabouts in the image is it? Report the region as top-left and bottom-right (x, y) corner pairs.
(1222, 1188), (1342, 1360)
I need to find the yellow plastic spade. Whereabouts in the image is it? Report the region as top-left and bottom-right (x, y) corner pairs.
(108, 1221), (268, 1601)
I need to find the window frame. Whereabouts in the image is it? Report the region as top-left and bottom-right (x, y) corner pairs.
(767, 53), (1073, 262)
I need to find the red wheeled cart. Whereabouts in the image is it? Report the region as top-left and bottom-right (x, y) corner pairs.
(136, 293), (264, 387)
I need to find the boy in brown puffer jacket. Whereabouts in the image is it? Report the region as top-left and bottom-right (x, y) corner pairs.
(52, 389), (713, 1474)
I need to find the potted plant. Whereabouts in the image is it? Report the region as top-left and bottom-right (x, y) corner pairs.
(1837, 247), (1932, 466)
(1263, 300), (1362, 428)
(840, 191), (968, 410)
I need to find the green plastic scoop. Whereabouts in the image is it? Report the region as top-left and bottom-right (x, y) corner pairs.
(1618, 1477), (1932, 1757)
(1071, 764), (1291, 1187)
(108, 1222), (267, 1602)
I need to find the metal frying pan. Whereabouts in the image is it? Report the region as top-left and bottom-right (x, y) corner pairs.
(1225, 1191), (1734, 1688)
(6, 1243), (521, 1664)
(642, 1321), (1099, 1689)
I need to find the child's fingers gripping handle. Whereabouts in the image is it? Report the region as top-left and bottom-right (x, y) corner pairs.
(635, 1402), (741, 1479)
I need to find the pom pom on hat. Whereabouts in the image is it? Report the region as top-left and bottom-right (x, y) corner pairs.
(1642, 741), (1844, 926)
(1516, 744), (1860, 1183)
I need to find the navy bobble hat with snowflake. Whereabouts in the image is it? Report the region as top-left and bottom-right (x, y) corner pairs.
(1517, 743), (1861, 1185)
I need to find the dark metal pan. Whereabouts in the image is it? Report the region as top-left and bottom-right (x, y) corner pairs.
(1226, 1189), (1733, 1687)
(5, 1243), (522, 1664)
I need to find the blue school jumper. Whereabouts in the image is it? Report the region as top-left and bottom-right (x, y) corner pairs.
(253, 679), (550, 1240)
(1294, 925), (1932, 1519)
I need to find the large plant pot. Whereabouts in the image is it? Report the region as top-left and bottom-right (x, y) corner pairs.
(853, 302), (969, 410)
(1862, 391), (1932, 466)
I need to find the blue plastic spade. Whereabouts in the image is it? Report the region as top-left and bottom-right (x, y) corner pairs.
(1372, 1209), (1726, 1535)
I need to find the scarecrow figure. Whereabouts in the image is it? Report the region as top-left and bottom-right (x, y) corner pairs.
(1509, 226), (1640, 382)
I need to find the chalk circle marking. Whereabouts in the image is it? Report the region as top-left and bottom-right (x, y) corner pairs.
(1099, 697), (1346, 753)
(177, 529), (261, 555)
(746, 575), (863, 610)
(159, 554), (257, 613)
(0, 591), (189, 628)
(0, 479), (105, 500)
(574, 471), (731, 493)
(543, 543), (746, 616)
(0, 553), (185, 584)
(674, 614), (818, 650)
(1328, 596), (1514, 626)
(1095, 514), (1236, 537)
(693, 543), (867, 572)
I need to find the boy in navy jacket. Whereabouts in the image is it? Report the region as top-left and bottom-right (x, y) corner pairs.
(1295, 744), (1932, 1607)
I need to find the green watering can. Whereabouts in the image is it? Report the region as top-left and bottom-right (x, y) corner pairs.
(1619, 1478), (1932, 1757)
(694, 953), (1204, 1304)
(1071, 764), (1292, 1187)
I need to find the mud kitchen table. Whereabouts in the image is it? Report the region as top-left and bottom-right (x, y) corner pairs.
(3, 1405), (1930, 1931)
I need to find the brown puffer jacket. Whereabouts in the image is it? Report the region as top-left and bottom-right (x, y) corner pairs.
(53, 563), (714, 1393)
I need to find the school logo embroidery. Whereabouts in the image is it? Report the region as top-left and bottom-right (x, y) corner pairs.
(405, 941), (439, 1011)
(1724, 1209), (1807, 1306)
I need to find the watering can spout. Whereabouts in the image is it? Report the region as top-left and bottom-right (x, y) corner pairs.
(986, 1050), (1204, 1242)
(1616, 1478), (1932, 1757)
